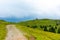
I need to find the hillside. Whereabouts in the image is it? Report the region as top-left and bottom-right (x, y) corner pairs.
(15, 19), (60, 40)
(1, 19), (60, 40)
(0, 20), (8, 40)
(0, 20), (14, 40)
(18, 19), (59, 26)
(16, 25), (60, 40)
(18, 19), (60, 33)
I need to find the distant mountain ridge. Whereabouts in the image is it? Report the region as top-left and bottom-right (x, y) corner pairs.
(0, 16), (35, 22)
(0, 16), (60, 22)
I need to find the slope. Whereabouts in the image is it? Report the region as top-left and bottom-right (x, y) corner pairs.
(0, 20), (7, 40)
(16, 24), (60, 40)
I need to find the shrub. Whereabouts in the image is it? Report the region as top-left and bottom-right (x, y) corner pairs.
(27, 25), (30, 27)
(44, 26), (48, 31)
(49, 27), (55, 33)
(40, 25), (44, 28)
(58, 27), (60, 33)
(32, 25), (37, 28)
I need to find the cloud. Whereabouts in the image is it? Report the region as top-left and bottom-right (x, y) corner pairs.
(0, 0), (60, 19)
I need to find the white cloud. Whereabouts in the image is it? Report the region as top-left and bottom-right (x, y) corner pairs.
(0, 0), (60, 19)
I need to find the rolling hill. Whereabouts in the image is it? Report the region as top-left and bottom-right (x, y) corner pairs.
(0, 19), (60, 40)
(16, 19), (60, 40)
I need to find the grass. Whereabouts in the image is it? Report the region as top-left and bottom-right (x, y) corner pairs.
(18, 19), (57, 26)
(0, 24), (7, 40)
(0, 21), (8, 40)
(16, 24), (60, 40)
(0, 19), (60, 40)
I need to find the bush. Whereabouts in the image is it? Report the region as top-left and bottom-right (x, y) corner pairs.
(49, 25), (51, 27)
(49, 27), (55, 33)
(32, 25), (37, 28)
(55, 26), (57, 29)
(58, 27), (60, 33)
(40, 25), (44, 28)
(27, 25), (30, 27)
(44, 26), (48, 31)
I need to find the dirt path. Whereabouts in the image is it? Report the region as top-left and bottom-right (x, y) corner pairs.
(5, 25), (28, 40)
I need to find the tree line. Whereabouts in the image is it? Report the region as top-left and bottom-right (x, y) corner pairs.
(27, 23), (60, 34)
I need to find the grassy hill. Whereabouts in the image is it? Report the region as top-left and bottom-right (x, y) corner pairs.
(0, 20), (9, 40)
(1, 19), (60, 40)
(18, 19), (60, 33)
(0, 24), (7, 40)
(16, 25), (60, 40)
(18, 19), (57, 26)
(16, 19), (60, 40)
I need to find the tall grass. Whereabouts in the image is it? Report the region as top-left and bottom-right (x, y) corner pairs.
(16, 24), (60, 40)
(0, 23), (7, 40)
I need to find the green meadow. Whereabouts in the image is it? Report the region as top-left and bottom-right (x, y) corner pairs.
(16, 19), (60, 40)
(16, 25), (60, 40)
(0, 20), (8, 40)
(1, 19), (60, 40)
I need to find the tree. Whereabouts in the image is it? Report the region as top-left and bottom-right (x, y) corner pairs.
(49, 25), (51, 27)
(32, 25), (37, 28)
(49, 27), (55, 33)
(40, 25), (43, 28)
(55, 26), (57, 29)
(27, 25), (30, 27)
(44, 26), (48, 31)
(58, 27), (60, 33)
(56, 23), (59, 26)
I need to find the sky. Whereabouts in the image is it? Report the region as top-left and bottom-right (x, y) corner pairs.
(0, 0), (60, 19)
